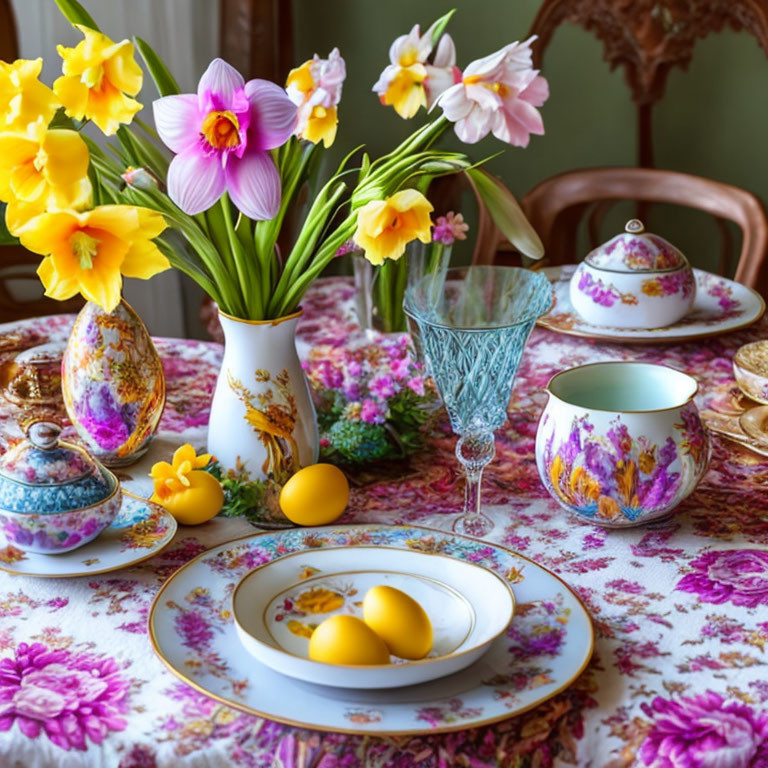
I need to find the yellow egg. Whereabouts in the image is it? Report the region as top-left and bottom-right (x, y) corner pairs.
(308, 615), (390, 665)
(363, 586), (433, 660)
(150, 469), (223, 525)
(279, 463), (349, 526)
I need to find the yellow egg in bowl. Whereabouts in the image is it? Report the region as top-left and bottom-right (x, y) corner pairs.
(231, 545), (515, 689)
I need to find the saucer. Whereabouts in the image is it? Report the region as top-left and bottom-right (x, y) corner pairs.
(739, 405), (768, 446)
(232, 545), (514, 689)
(150, 524), (593, 735)
(538, 265), (764, 343)
(0, 491), (177, 577)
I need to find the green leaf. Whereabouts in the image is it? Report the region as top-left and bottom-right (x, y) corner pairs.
(466, 167), (544, 260)
(0, 204), (19, 246)
(53, 0), (99, 29)
(116, 125), (169, 176)
(426, 9), (456, 47)
(134, 37), (181, 96)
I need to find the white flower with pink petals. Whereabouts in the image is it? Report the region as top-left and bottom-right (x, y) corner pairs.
(436, 37), (549, 146)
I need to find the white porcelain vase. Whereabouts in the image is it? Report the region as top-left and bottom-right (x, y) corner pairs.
(207, 311), (319, 486)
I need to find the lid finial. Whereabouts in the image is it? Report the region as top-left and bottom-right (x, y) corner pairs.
(26, 420), (62, 450)
(625, 219), (645, 234)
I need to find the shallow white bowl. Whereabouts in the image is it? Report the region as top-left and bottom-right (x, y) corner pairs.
(232, 545), (515, 689)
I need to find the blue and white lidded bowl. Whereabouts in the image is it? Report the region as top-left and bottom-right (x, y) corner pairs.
(0, 420), (121, 554)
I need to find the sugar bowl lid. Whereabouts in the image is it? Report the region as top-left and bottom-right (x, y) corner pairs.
(584, 219), (688, 273)
(0, 420), (118, 514)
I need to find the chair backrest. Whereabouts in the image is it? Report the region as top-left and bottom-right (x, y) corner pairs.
(528, 0), (768, 167)
(516, 167), (768, 296)
(0, 0), (85, 322)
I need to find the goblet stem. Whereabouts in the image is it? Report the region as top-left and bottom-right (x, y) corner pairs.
(453, 431), (495, 538)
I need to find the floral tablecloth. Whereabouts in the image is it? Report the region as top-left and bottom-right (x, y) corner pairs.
(1, 277), (768, 768)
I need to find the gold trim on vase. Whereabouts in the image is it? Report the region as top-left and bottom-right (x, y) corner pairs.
(217, 308), (303, 326)
(148, 523), (596, 737)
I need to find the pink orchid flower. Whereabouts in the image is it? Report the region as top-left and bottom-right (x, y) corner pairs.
(153, 58), (297, 219)
(436, 37), (549, 147)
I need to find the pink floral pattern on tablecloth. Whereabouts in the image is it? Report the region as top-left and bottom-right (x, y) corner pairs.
(0, 642), (129, 751)
(1, 276), (768, 767)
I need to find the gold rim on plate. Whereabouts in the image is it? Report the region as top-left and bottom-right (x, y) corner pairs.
(148, 523), (596, 736)
(536, 266), (766, 344)
(0, 490), (178, 578)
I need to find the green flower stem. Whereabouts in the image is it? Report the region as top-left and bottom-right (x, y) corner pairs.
(273, 219), (356, 317)
(428, 242), (445, 273)
(220, 193), (262, 319)
(205, 204), (238, 281)
(270, 181), (347, 314)
(375, 257), (407, 333)
(156, 238), (221, 304)
(392, 253), (408, 331)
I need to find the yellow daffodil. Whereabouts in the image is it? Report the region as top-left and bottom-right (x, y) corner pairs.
(54, 25), (143, 135)
(353, 189), (433, 265)
(373, 24), (457, 119)
(0, 58), (60, 136)
(150, 444), (213, 500)
(0, 126), (92, 235)
(16, 205), (169, 313)
(285, 48), (345, 148)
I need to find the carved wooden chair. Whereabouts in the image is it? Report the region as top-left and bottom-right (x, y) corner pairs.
(0, 0), (85, 322)
(492, 167), (768, 297)
(529, 0), (768, 167)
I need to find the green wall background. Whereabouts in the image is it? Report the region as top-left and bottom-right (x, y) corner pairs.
(292, 0), (768, 274)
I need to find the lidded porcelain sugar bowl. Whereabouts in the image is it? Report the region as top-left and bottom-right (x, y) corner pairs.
(570, 219), (696, 329)
(0, 420), (121, 554)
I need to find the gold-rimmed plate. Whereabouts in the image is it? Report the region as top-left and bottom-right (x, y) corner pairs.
(232, 546), (514, 689)
(0, 491), (177, 577)
(538, 265), (764, 343)
(149, 524), (594, 735)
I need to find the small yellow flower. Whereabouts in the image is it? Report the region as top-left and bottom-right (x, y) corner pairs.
(0, 58), (60, 136)
(54, 25), (143, 135)
(0, 126), (92, 235)
(301, 105), (338, 147)
(16, 205), (168, 313)
(353, 189), (433, 266)
(381, 65), (427, 119)
(150, 444), (212, 500)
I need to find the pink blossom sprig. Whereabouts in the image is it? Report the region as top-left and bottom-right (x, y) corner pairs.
(304, 336), (437, 464)
(433, 211), (469, 246)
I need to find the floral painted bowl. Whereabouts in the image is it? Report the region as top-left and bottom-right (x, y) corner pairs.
(0, 420), (121, 554)
(733, 340), (768, 405)
(569, 219), (696, 329)
(535, 362), (710, 527)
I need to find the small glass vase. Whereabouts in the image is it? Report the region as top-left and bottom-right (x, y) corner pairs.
(354, 241), (452, 334)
